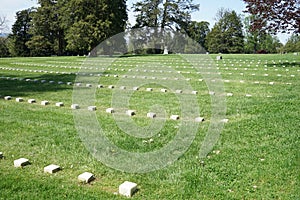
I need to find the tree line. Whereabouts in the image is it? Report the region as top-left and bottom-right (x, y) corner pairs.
(0, 0), (299, 57)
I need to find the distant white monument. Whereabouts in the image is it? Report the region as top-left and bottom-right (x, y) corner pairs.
(163, 46), (168, 54)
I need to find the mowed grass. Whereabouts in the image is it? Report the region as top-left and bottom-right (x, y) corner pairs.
(0, 54), (299, 199)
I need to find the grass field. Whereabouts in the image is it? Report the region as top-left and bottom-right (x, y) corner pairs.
(0, 54), (299, 199)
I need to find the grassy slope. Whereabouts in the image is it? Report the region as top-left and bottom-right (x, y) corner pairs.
(0, 54), (299, 199)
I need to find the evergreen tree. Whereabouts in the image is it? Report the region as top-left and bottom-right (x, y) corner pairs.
(206, 9), (244, 53)
(8, 9), (33, 57)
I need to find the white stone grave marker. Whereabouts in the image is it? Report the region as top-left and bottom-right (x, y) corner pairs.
(14, 158), (30, 167)
(88, 106), (97, 111)
(119, 181), (138, 197)
(71, 104), (80, 109)
(195, 117), (205, 122)
(147, 112), (156, 118)
(161, 89), (167, 93)
(192, 91), (198, 95)
(44, 164), (61, 174)
(41, 101), (49, 106)
(106, 108), (114, 113)
(78, 172), (95, 183)
(126, 110), (136, 116)
(56, 102), (64, 107)
(4, 96), (11, 100)
(170, 115), (179, 120)
(146, 88), (153, 92)
(28, 99), (36, 104)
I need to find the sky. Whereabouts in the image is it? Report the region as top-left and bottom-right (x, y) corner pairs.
(0, 0), (291, 43)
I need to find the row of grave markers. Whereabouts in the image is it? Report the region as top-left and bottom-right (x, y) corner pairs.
(0, 154), (137, 197)
(3, 95), (208, 122)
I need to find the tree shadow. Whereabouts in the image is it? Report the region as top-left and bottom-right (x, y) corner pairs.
(0, 73), (76, 97)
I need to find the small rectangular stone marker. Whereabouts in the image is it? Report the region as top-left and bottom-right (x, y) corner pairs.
(41, 80), (47, 83)
(75, 83), (82, 86)
(14, 158), (30, 167)
(126, 110), (136, 116)
(108, 85), (115, 89)
(16, 97), (24, 102)
(245, 94), (252, 97)
(192, 91), (198, 95)
(28, 99), (36, 104)
(161, 89), (167, 93)
(98, 85), (104, 88)
(133, 87), (139, 91)
(120, 86), (126, 90)
(71, 104), (80, 109)
(147, 112), (156, 118)
(86, 84), (92, 87)
(195, 117), (205, 122)
(58, 81), (64, 85)
(227, 93), (233, 97)
(0, 152), (3, 159)
(44, 164), (61, 174)
(49, 81), (55, 84)
(170, 115), (180, 120)
(106, 108), (115, 113)
(67, 82), (73, 85)
(78, 172), (95, 183)
(88, 106), (97, 111)
(176, 90), (182, 94)
(119, 181), (138, 197)
(221, 118), (229, 123)
(41, 101), (49, 106)
(209, 91), (215, 95)
(55, 102), (64, 107)
(4, 96), (11, 100)
(146, 88), (153, 92)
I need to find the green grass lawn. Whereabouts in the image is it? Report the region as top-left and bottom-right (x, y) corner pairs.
(0, 54), (299, 199)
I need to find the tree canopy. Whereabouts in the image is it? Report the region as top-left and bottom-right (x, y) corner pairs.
(243, 0), (300, 33)
(206, 9), (244, 53)
(8, 0), (128, 56)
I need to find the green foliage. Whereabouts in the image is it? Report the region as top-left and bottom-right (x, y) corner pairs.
(9, 0), (127, 57)
(7, 9), (33, 57)
(133, 0), (199, 30)
(284, 34), (300, 53)
(244, 15), (283, 54)
(186, 21), (210, 50)
(0, 37), (10, 57)
(206, 9), (244, 54)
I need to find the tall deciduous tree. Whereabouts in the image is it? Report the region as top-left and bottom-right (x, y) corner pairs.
(244, 15), (283, 53)
(284, 34), (300, 53)
(206, 9), (244, 53)
(8, 9), (33, 57)
(0, 15), (8, 33)
(243, 0), (300, 33)
(133, 0), (199, 30)
(132, 0), (199, 53)
(186, 21), (210, 50)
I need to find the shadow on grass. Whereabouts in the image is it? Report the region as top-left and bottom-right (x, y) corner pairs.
(0, 73), (76, 97)
(266, 62), (300, 68)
